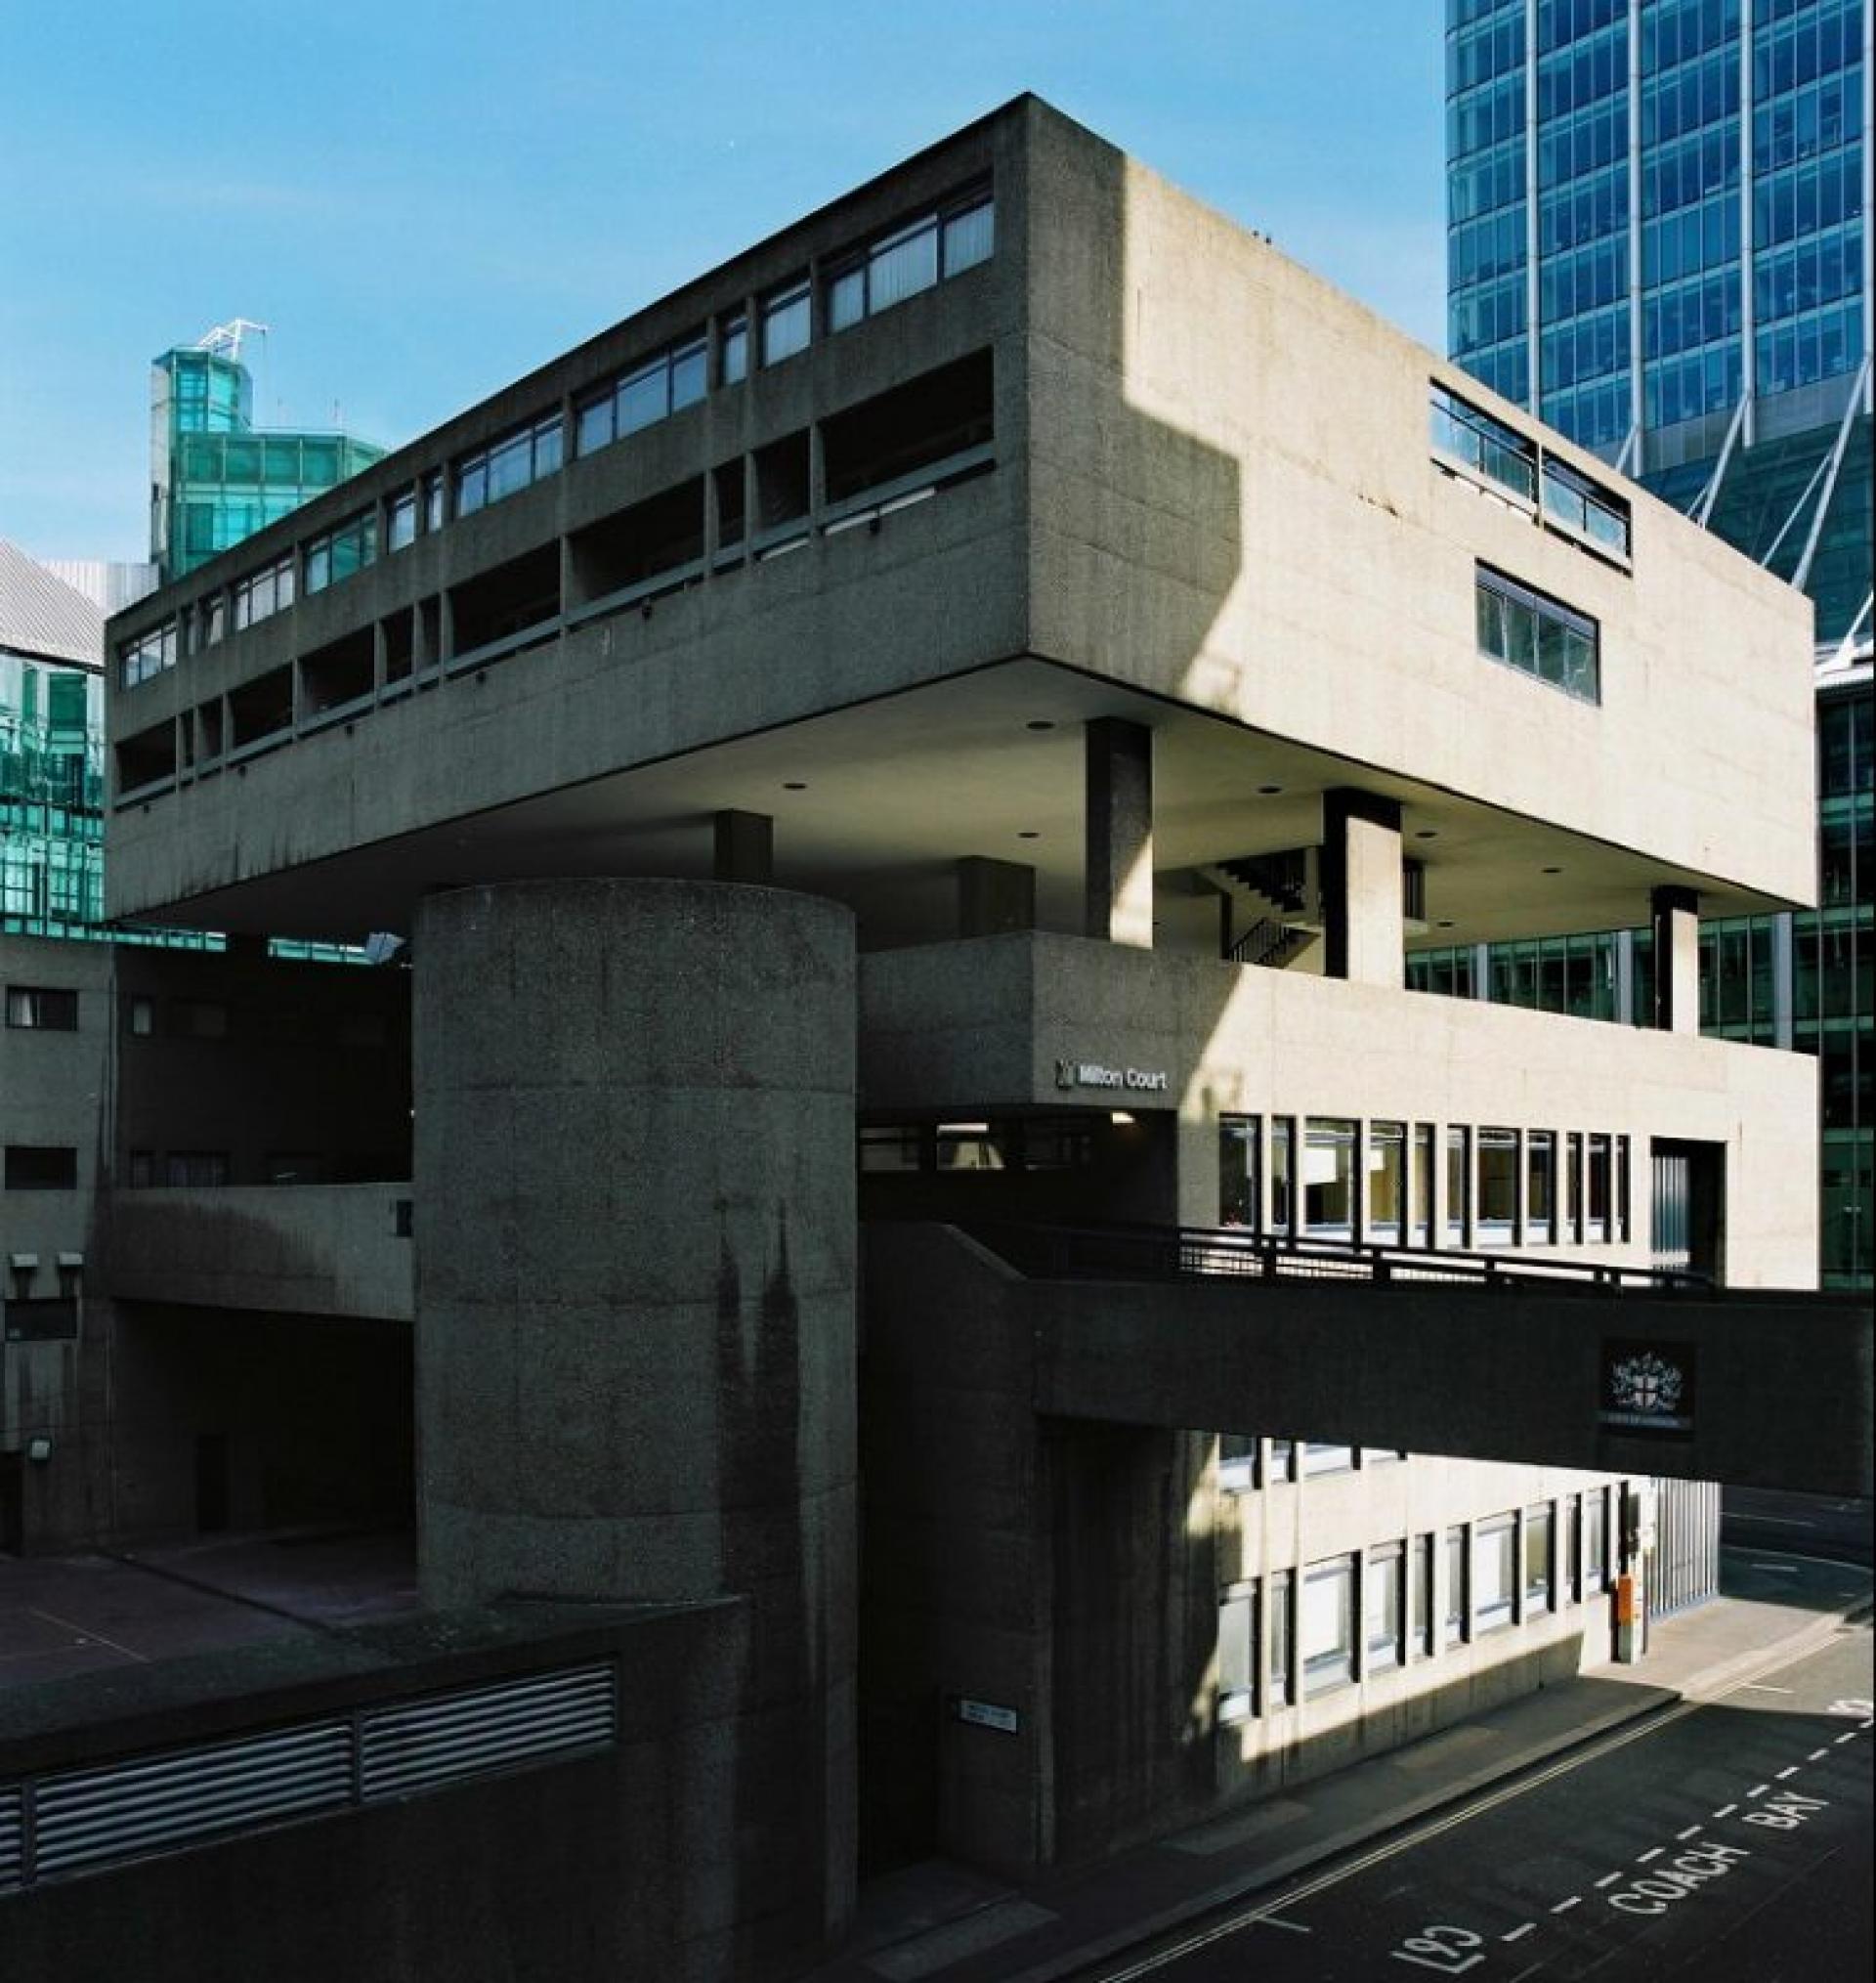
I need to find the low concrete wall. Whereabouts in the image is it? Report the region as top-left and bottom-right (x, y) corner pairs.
(106, 1184), (413, 1320)
(0, 1597), (824, 1983)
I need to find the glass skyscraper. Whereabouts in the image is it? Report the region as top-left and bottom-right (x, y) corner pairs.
(1443, 0), (1872, 1288)
(150, 330), (385, 582)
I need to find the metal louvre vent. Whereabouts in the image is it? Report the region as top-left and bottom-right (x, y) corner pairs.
(360, 1662), (616, 1801)
(33, 1720), (351, 1877)
(0, 1785), (22, 1891)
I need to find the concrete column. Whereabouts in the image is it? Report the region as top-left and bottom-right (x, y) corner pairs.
(1651, 884), (1700, 1034)
(713, 807), (774, 884)
(413, 877), (856, 1953)
(1321, 789), (1404, 985)
(956, 856), (1036, 937)
(1084, 717), (1154, 947)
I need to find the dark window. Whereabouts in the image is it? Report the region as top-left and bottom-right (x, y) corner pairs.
(1476, 566), (1600, 702)
(5, 986), (77, 1030)
(5, 1145), (78, 1190)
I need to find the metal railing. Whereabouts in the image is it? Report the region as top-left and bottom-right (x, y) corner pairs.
(963, 1219), (1710, 1293)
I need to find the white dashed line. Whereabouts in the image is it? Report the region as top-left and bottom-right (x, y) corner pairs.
(1257, 1917), (1311, 1935)
(1552, 1896), (1582, 1915)
(1713, 1803), (1738, 1818)
(1746, 1680), (1796, 1692)
(1637, 1847), (1663, 1863)
(1748, 1784), (1769, 1797)
(1595, 1873), (1621, 1889)
(1836, 1734), (1857, 1746)
(1776, 1766), (1801, 1780)
(1677, 1825), (1702, 1840)
(1809, 1748), (1830, 1761)
(1502, 1923), (1536, 1943)
(1861, 1718), (1873, 1732)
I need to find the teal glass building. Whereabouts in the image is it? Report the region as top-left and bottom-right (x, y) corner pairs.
(1443, 0), (1872, 1287)
(150, 330), (385, 582)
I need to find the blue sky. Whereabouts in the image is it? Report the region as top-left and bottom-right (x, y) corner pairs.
(0, 2), (1445, 562)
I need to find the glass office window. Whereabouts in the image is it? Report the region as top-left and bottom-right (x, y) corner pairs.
(1412, 1123), (1434, 1243)
(1526, 1130), (1556, 1242)
(1366, 1544), (1405, 1671)
(1304, 1117), (1357, 1235)
(1269, 1116), (1297, 1234)
(1218, 1584), (1256, 1723)
(1444, 1524), (1470, 1645)
(1525, 1502), (1555, 1612)
(1477, 1127), (1519, 1240)
(456, 413), (562, 517)
(1415, 1532), (1436, 1657)
(1583, 1487), (1607, 1589)
(1587, 1133), (1612, 1239)
(1476, 567), (1600, 703)
(1564, 1131), (1583, 1239)
(1219, 1114), (1259, 1229)
(761, 279), (812, 366)
(719, 313), (748, 385)
(1218, 1433), (1258, 1492)
(1369, 1120), (1405, 1240)
(1268, 1569), (1296, 1708)
(1302, 1442), (1356, 1477)
(1301, 1554), (1357, 1695)
(1562, 1493), (1581, 1603)
(387, 491), (417, 552)
(1474, 1514), (1516, 1630)
(303, 506), (376, 594)
(1446, 1125), (1471, 1242)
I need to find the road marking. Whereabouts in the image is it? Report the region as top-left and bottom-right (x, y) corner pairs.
(1552, 1896), (1581, 1914)
(1676, 1825), (1702, 1841)
(1731, 1514), (1817, 1528)
(27, 1608), (148, 1664)
(1501, 1923), (1536, 1943)
(1747, 1563), (1800, 1574)
(1746, 1682), (1795, 1693)
(1835, 1734), (1857, 1746)
(1257, 1917), (1310, 1935)
(1595, 1873), (1622, 1888)
(1809, 1748), (1830, 1761)
(1713, 1803), (1738, 1819)
(1637, 1847), (1663, 1863)
(1747, 1784), (1769, 1797)
(1776, 1766), (1800, 1780)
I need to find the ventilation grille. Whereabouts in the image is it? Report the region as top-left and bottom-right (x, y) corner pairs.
(0, 1785), (22, 1891)
(3, 1660), (618, 1889)
(360, 1663), (616, 1800)
(33, 1721), (352, 1877)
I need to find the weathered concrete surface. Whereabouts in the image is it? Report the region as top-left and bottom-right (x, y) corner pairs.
(413, 876), (857, 1963)
(0, 1598), (797, 1983)
(106, 1184), (414, 1319)
(860, 929), (1819, 1280)
(1031, 1275), (1873, 1497)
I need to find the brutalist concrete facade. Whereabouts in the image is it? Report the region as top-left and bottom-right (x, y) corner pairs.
(9, 96), (1830, 1976)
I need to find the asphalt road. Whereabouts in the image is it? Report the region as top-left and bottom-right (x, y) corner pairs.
(1090, 1620), (1874, 1982)
(1723, 1488), (1874, 1569)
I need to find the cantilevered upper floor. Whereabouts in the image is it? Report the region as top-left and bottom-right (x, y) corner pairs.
(103, 97), (1816, 946)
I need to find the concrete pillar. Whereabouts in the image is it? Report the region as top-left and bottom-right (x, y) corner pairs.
(1321, 789), (1404, 985)
(1651, 884), (1699, 1034)
(957, 856), (1035, 937)
(713, 807), (774, 884)
(413, 877), (856, 1953)
(1084, 717), (1154, 947)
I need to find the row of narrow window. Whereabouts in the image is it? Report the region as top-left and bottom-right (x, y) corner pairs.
(1218, 1113), (1634, 1247)
(118, 187), (994, 688)
(1216, 1484), (1619, 1720)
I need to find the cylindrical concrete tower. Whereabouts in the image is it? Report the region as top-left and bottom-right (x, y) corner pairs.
(412, 877), (856, 1958)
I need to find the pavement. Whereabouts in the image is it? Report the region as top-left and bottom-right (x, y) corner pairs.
(807, 1548), (1874, 1983)
(0, 1527), (418, 1689)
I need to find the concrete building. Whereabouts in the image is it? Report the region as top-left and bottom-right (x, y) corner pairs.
(1443, 0), (1873, 1289)
(0, 99), (1838, 1980)
(1, 540), (406, 1554)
